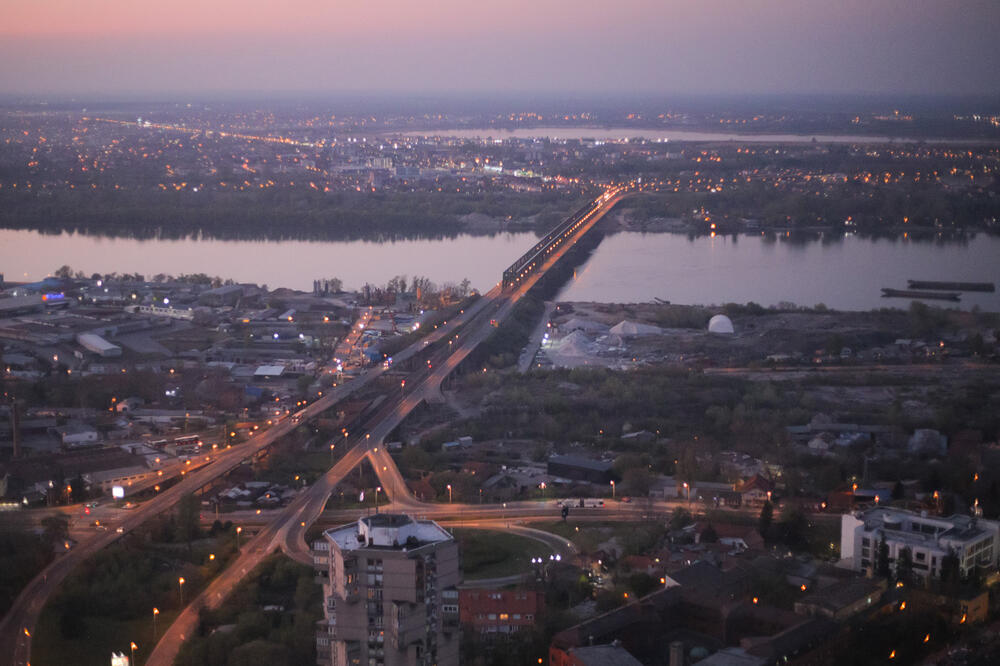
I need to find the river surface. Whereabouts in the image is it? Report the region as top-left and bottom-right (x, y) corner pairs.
(1, 229), (998, 311)
(559, 231), (1000, 311)
(399, 127), (995, 144)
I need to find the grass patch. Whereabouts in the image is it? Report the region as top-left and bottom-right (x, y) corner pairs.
(533, 520), (668, 557)
(452, 529), (551, 580)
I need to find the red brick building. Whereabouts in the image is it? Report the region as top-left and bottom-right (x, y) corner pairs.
(459, 588), (544, 636)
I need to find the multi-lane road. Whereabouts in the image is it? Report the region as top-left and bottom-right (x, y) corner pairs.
(146, 188), (628, 664)
(4, 187), (629, 666)
(0, 280), (501, 666)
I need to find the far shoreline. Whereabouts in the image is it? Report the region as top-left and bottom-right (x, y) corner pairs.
(393, 126), (1000, 145)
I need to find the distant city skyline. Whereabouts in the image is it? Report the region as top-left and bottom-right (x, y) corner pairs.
(1, 0), (998, 97)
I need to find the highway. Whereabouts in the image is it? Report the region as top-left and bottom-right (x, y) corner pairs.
(2, 187), (628, 666)
(0, 282), (500, 666)
(143, 187), (629, 664)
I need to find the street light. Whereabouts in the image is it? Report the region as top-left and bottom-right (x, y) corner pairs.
(178, 577), (186, 605)
(375, 486), (382, 513)
(130, 641), (138, 664)
(447, 484), (452, 503)
(153, 607), (159, 638)
(610, 480), (616, 498)
(236, 526), (243, 549)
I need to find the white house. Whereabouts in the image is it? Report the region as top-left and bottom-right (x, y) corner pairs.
(840, 508), (999, 581)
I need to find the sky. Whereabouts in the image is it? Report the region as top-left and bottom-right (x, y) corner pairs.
(1, 0), (998, 97)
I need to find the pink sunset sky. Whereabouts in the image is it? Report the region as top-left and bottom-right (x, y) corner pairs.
(1, 0), (997, 96)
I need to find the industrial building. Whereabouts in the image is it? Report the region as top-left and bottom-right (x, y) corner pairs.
(76, 332), (122, 358)
(547, 455), (615, 485)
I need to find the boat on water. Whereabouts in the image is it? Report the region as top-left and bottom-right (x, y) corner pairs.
(907, 280), (995, 292)
(882, 288), (961, 301)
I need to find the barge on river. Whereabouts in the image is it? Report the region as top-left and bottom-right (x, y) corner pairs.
(882, 288), (961, 301)
(907, 280), (995, 292)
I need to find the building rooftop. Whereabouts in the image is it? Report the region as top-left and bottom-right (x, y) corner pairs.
(325, 514), (453, 552)
(567, 643), (643, 666)
(548, 454), (613, 472)
(854, 507), (999, 549)
(797, 578), (885, 614)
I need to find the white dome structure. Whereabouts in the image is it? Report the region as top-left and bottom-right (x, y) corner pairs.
(708, 314), (735, 335)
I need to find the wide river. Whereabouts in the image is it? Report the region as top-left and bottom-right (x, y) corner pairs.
(2, 229), (999, 311)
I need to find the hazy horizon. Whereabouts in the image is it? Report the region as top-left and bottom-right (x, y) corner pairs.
(2, 0), (998, 98)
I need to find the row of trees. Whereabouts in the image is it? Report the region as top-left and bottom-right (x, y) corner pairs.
(53, 264), (238, 287)
(1, 188), (583, 242)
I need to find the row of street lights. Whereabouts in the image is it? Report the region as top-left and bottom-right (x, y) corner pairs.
(531, 554), (562, 581)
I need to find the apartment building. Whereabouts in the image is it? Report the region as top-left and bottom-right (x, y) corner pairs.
(840, 508), (1000, 580)
(315, 514), (460, 666)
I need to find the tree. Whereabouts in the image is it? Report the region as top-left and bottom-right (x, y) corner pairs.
(676, 447), (699, 484)
(54, 265), (73, 278)
(229, 639), (289, 666)
(399, 445), (431, 477)
(700, 524), (719, 543)
(939, 548), (960, 590)
(670, 507), (693, 530)
(628, 572), (658, 598)
(896, 546), (913, 583)
(70, 473), (87, 503)
(891, 480), (904, 501)
(758, 500), (773, 538)
(877, 536), (890, 578)
(623, 467), (652, 497)
(176, 493), (201, 543)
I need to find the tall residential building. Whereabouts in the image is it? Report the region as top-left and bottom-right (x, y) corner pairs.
(315, 514), (460, 666)
(840, 508), (1000, 580)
